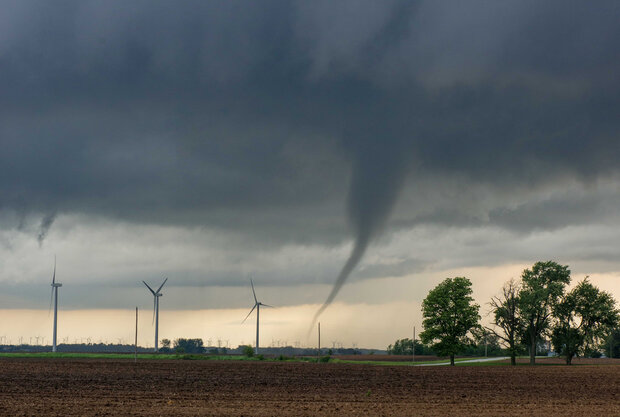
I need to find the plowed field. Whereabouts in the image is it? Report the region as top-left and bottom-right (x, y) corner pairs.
(0, 358), (618, 416)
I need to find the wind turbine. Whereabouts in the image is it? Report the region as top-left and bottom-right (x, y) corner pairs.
(143, 278), (167, 352)
(242, 279), (273, 355)
(49, 257), (62, 353)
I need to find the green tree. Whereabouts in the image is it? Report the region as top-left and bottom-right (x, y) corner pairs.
(242, 345), (255, 357)
(160, 338), (172, 353)
(551, 278), (619, 365)
(420, 277), (480, 366)
(518, 261), (571, 365)
(387, 338), (433, 355)
(173, 338), (205, 354)
(464, 329), (503, 357)
(606, 329), (620, 358)
(387, 338), (412, 355)
(487, 278), (523, 365)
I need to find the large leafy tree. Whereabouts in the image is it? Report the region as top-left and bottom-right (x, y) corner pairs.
(420, 277), (480, 366)
(551, 278), (619, 364)
(487, 278), (523, 365)
(518, 261), (571, 365)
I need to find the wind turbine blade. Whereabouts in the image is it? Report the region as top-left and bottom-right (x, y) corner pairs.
(241, 304), (257, 324)
(48, 257), (55, 316)
(152, 296), (156, 325)
(143, 281), (156, 295)
(156, 277), (168, 294)
(52, 256), (56, 285)
(260, 303), (275, 308)
(250, 278), (257, 304)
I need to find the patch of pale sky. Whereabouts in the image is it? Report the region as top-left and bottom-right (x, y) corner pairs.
(1, 263), (618, 349)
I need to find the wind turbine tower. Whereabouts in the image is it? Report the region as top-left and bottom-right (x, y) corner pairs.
(143, 278), (167, 352)
(242, 279), (273, 355)
(49, 257), (62, 353)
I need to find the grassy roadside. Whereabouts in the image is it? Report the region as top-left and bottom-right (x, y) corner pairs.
(0, 352), (497, 365)
(3, 353), (613, 367)
(458, 357), (620, 366)
(330, 357), (496, 366)
(0, 352), (253, 361)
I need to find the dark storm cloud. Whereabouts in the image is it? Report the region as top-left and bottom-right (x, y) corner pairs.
(1, 1), (619, 271)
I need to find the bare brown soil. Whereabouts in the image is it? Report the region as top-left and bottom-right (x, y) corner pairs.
(0, 358), (618, 416)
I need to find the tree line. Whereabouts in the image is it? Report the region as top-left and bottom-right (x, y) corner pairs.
(389, 261), (620, 365)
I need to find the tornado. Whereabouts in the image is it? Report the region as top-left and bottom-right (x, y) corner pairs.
(37, 212), (57, 247)
(311, 149), (407, 328)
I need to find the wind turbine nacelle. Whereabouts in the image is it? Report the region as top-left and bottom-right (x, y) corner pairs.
(52, 283), (62, 287)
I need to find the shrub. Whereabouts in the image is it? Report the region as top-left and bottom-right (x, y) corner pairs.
(242, 345), (255, 358)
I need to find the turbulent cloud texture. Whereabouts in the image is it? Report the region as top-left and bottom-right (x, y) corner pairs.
(1, 1), (619, 310)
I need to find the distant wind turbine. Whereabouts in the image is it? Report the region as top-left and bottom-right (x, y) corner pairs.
(242, 279), (273, 355)
(143, 278), (167, 352)
(49, 256), (62, 353)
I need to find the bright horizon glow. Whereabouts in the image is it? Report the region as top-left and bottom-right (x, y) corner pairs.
(1, 264), (618, 350)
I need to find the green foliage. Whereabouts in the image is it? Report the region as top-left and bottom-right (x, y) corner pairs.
(173, 338), (205, 354)
(606, 330), (620, 358)
(0, 352), (209, 360)
(488, 278), (524, 365)
(463, 330), (504, 357)
(160, 339), (172, 353)
(242, 345), (255, 358)
(387, 338), (434, 355)
(420, 277), (480, 365)
(590, 350), (602, 358)
(387, 338), (410, 355)
(551, 278), (619, 364)
(181, 354), (204, 360)
(319, 355), (331, 363)
(518, 261), (571, 365)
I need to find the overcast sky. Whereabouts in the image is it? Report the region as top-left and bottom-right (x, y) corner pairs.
(1, 1), (619, 347)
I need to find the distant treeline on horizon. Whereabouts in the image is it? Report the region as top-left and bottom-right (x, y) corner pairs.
(0, 343), (385, 356)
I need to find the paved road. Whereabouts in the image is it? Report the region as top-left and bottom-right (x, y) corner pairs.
(415, 357), (509, 366)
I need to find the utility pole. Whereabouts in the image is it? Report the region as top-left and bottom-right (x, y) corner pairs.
(134, 307), (138, 363)
(318, 322), (321, 360)
(412, 326), (416, 363)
